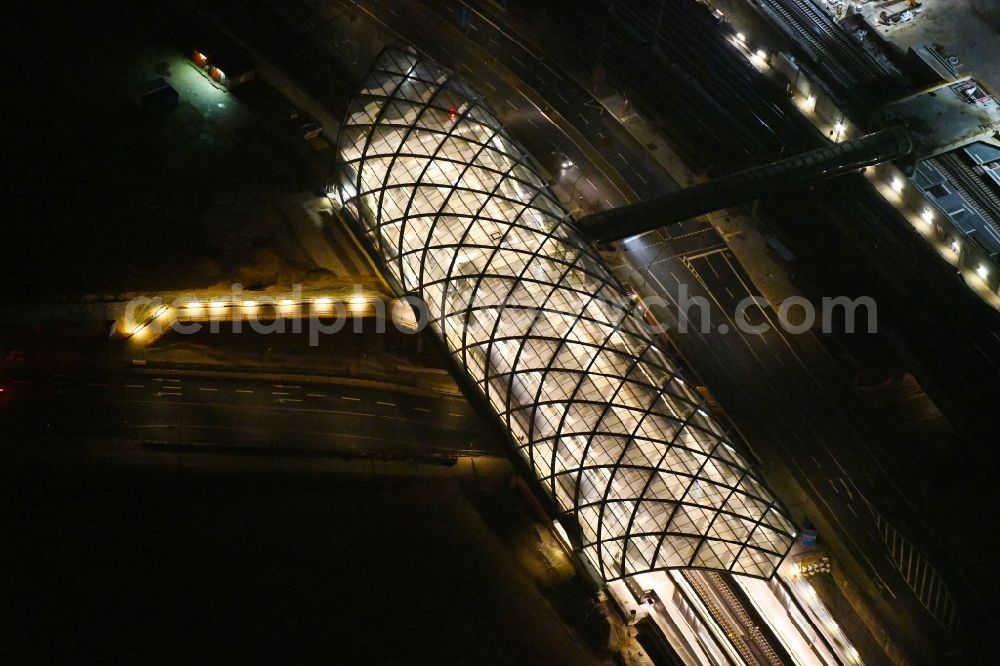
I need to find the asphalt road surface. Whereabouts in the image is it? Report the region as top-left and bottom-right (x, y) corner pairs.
(612, 220), (970, 649)
(2, 369), (498, 460)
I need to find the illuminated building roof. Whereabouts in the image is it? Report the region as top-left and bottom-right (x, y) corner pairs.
(336, 48), (795, 580)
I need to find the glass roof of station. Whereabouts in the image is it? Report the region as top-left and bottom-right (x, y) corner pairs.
(336, 48), (795, 580)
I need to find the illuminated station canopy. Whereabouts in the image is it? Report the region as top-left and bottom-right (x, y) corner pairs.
(336, 49), (795, 580)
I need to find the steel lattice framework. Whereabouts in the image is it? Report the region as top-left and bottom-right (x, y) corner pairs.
(336, 49), (795, 580)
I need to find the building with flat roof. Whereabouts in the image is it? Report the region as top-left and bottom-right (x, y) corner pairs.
(335, 49), (795, 582)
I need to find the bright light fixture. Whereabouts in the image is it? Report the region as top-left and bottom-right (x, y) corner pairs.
(736, 32), (746, 42)
(977, 264), (989, 279)
(890, 177), (904, 193)
(921, 207), (934, 223)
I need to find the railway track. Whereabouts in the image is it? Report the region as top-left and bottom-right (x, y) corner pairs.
(607, 0), (818, 168)
(757, 0), (887, 100)
(933, 153), (1000, 235)
(683, 570), (788, 665)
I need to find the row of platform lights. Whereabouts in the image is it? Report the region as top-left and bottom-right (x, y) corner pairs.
(882, 171), (993, 284)
(733, 28), (847, 142)
(733, 30), (770, 71)
(721, 6), (995, 296)
(705, 9), (887, 663)
(717, 6), (992, 654)
(124, 293), (377, 341)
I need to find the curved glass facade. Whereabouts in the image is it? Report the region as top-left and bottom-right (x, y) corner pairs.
(336, 49), (795, 580)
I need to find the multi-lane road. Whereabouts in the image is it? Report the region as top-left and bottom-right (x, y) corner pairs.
(2, 369), (499, 461)
(221, 0), (983, 645)
(137, 0), (1000, 654)
(612, 216), (963, 647)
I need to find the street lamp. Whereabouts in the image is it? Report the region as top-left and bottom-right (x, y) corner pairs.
(567, 170), (586, 215)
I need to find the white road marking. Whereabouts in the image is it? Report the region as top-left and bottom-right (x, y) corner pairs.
(125, 384), (144, 389)
(377, 401), (396, 407)
(448, 412), (464, 417)
(413, 407), (431, 413)
(273, 384), (301, 389)
(636, 172), (648, 185)
(306, 393), (326, 398)
(88, 382), (108, 387)
(342, 396), (361, 401)
(198, 387), (217, 392)
(235, 389), (254, 394)
(272, 391), (290, 396)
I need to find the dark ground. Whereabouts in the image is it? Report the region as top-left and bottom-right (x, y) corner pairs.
(2, 5), (607, 662)
(6, 2), (327, 299)
(0, 455), (602, 664)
